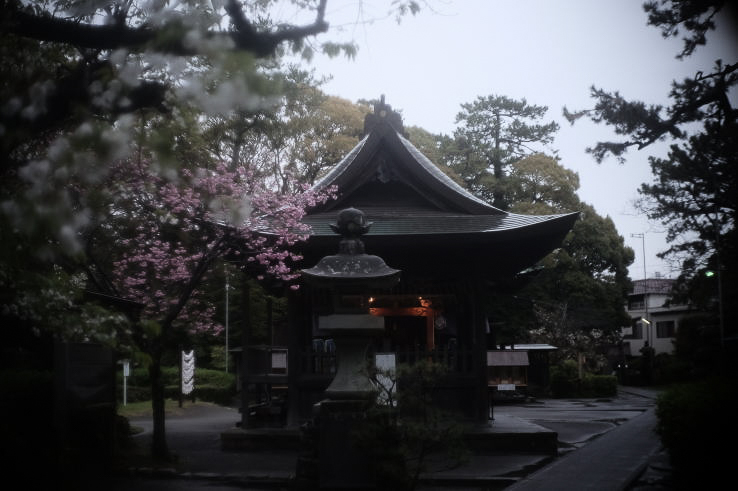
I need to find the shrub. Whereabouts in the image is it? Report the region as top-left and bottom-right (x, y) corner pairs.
(549, 361), (617, 398)
(0, 370), (54, 450)
(580, 374), (617, 398)
(651, 353), (690, 385)
(121, 366), (236, 405)
(352, 361), (469, 491)
(0, 369), (53, 405)
(549, 360), (578, 397)
(656, 377), (738, 489)
(194, 368), (236, 389)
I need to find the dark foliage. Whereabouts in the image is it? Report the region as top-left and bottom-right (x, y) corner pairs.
(566, 0), (737, 342)
(656, 377), (738, 489)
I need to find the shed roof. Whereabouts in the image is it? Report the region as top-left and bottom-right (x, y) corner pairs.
(498, 344), (558, 351)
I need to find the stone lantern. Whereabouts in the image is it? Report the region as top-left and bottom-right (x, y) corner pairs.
(299, 207), (400, 489)
(302, 207), (400, 398)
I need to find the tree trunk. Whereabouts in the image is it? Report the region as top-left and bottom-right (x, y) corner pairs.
(492, 109), (506, 210)
(149, 348), (169, 460)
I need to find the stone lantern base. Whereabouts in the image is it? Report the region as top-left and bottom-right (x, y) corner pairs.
(295, 398), (376, 490)
(295, 316), (383, 489)
(315, 399), (375, 489)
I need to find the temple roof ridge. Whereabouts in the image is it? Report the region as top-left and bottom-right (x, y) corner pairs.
(311, 99), (506, 215)
(395, 131), (501, 214)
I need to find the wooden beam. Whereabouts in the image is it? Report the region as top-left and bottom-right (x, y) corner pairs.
(369, 307), (430, 317)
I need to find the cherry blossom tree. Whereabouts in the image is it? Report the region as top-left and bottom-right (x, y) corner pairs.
(83, 153), (334, 458)
(0, 0), (411, 462)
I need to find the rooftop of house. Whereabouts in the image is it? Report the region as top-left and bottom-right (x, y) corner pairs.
(630, 278), (676, 295)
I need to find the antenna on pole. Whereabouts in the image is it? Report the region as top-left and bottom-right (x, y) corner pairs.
(225, 267), (229, 373)
(631, 233), (649, 345)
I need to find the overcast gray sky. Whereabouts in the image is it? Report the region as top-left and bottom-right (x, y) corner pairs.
(291, 0), (737, 280)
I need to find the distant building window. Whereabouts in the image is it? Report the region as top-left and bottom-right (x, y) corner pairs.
(628, 295), (645, 311)
(656, 320), (676, 338)
(624, 318), (642, 339)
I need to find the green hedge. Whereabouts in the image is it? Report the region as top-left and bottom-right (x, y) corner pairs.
(119, 366), (236, 404)
(580, 374), (617, 398)
(656, 377), (738, 488)
(549, 360), (578, 397)
(549, 361), (617, 398)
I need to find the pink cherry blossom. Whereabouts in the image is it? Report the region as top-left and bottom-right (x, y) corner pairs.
(105, 158), (334, 335)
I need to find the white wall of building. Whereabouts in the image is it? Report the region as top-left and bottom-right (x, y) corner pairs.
(622, 279), (693, 357)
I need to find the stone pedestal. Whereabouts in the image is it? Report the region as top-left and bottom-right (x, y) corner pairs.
(297, 208), (401, 489)
(315, 315), (382, 488)
(315, 399), (374, 489)
(319, 314), (384, 400)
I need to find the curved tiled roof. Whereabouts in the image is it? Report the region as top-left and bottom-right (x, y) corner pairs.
(312, 134), (369, 191)
(396, 133), (498, 214)
(310, 123), (502, 216)
(296, 108), (579, 276)
(304, 207), (577, 237)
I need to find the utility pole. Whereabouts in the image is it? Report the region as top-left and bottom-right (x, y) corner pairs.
(631, 233), (649, 345)
(712, 204), (725, 354)
(225, 268), (230, 373)
(241, 276), (251, 430)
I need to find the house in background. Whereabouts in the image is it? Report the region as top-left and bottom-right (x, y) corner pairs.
(622, 275), (693, 356)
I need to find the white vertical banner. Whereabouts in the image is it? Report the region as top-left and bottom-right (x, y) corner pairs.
(182, 350), (195, 395)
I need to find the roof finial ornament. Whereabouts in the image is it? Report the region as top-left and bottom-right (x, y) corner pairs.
(363, 94), (406, 137)
(378, 94), (387, 117)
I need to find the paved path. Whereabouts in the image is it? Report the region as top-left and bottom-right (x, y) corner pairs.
(506, 407), (661, 491)
(118, 386), (670, 490)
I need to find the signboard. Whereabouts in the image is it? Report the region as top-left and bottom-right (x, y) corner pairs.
(121, 359), (130, 405)
(497, 384), (516, 391)
(271, 350), (288, 372)
(487, 350), (529, 367)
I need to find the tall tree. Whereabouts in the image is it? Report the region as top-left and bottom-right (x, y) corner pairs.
(283, 93), (368, 185)
(203, 74), (367, 192)
(564, 0), (737, 337)
(81, 135), (333, 458)
(506, 153), (581, 215)
(405, 126), (465, 187)
(0, 0), (390, 256)
(444, 95), (559, 210)
(0, 0), (408, 462)
(491, 154), (634, 369)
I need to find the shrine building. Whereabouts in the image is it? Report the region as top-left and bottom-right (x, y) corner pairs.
(245, 98), (578, 427)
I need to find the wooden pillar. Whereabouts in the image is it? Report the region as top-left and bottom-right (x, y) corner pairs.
(267, 296), (274, 345)
(469, 279), (490, 423)
(426, 309), (435, 351)
(178, 344), (183, 408)
(286, 287), (304, 428)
